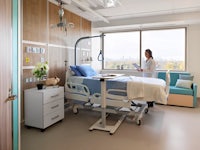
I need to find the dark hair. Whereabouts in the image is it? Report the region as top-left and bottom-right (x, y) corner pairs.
(145, 49), (153, 59)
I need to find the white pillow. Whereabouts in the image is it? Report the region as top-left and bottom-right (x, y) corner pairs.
(179, 74), (194, 81)
(175, 79), (193, 89)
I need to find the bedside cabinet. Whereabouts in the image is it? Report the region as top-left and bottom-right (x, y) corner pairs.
(24, 86), (64, 131)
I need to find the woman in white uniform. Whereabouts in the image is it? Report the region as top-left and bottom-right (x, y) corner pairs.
(138, 49), (156, 77)
(138, 49), (156, 107)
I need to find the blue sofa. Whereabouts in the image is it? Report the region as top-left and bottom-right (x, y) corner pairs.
(157, 72), (197, 107)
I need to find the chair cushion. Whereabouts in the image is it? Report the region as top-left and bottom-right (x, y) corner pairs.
(170, 86), (193, 95)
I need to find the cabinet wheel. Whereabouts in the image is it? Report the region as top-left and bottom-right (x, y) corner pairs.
(25, 125), (31, 129)
(40, 129), (45, 132)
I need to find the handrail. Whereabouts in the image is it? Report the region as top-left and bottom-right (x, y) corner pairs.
(74, 33), (105, 65)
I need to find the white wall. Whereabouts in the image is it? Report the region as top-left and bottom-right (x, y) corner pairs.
(91, 29), (102, 73)
(187, 24), (200, 96)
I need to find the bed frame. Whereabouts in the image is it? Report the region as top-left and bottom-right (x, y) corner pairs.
(65, 73), (169, 134)
(65, 81), (149, 127)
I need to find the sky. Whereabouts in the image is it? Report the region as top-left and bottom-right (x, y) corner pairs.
(104, 28), (185, 61)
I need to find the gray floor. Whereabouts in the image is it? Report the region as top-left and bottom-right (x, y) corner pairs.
(21, 103), (200, 150)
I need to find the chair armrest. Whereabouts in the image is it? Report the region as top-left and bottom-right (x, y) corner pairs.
(192, 83), (197, 94)
(192, 83), (197, 107)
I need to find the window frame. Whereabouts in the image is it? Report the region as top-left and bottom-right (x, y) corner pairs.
(102, 27), (187, 71)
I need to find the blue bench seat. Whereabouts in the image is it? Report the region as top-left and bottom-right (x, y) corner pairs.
(157, 72), (197, 107)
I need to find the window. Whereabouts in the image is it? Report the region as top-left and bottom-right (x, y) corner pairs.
(104, 31), (140, 69)
(141, 29), (185, 70)
(103, 28), (186, 71)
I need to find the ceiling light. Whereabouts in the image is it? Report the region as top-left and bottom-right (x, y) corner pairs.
(103, 0), (120, 8)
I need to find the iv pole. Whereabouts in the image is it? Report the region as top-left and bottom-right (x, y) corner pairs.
(74, 33), (104, 65)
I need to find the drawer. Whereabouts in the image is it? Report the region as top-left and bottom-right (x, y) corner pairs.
(43, 87), (64, 104)
(43, 109), (64, 129)
(43, 99), (64, 115)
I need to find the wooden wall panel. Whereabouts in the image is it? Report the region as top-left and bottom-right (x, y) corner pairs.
(23, 44), (48, 66)
(80, 18), (92, 49)
(49, 3), (68, 46)
(48, 47), (68, 86)
(22, 0), (92, 121)
(22, 43), (48, 92)
(81, 18), (91, 36)
(49, 3), (81, 47)
(23, 70), (38, 90)
(23, 0), (47, 42)
(65, 9), (81, 47)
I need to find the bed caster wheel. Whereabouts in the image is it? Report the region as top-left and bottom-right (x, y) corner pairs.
(73, 107), (79, 114)
(136, 120), (141, 126)
(25, 125), (31, 129)
(145, 108), (148, 114)
(110, 133), (113, 135)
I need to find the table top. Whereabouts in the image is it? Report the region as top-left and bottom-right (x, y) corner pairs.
(93, 74), (124, 79)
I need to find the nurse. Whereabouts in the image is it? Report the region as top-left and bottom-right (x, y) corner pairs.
(138, 49), (156, 107)
(138, 49), (156, 78)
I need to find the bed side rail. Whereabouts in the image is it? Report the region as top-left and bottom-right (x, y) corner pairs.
(65, 82), (90, 96)
(91, 89), (131, 107)
(65, 82), (91, 103)
(106, 89), (128, 101)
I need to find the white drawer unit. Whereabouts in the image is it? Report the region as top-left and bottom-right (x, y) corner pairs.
(24, 86), (64, 131)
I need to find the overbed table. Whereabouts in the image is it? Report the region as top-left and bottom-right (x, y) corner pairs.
(89, 74), (124, 134)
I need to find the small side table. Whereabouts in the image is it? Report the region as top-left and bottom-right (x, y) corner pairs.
(24, 86), (64, 131)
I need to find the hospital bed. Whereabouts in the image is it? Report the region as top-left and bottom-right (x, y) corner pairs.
(65, 72), (169, 134)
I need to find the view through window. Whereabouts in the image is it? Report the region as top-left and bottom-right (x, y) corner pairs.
(104, 31), (140, 69)
(103, 28), (186, 71)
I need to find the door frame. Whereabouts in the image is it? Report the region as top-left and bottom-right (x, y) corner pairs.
(12, 0), (21, 150)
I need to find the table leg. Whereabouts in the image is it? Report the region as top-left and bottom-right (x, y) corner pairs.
(89, 78), (125, 134)
(101, 79), (106, 127)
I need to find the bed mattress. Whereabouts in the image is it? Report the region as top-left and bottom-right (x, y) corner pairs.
(67, 75), (168, 104)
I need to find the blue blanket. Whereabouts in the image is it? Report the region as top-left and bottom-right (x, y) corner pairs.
(82, 76), (128, 95)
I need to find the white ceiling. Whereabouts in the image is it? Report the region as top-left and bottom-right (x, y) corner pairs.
(49, 0), (200, 31)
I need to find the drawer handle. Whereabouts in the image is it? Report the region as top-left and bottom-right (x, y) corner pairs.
(51, 104), (59, 109)
(51, 94), (59, 98)
(51, 115), (59, 120)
